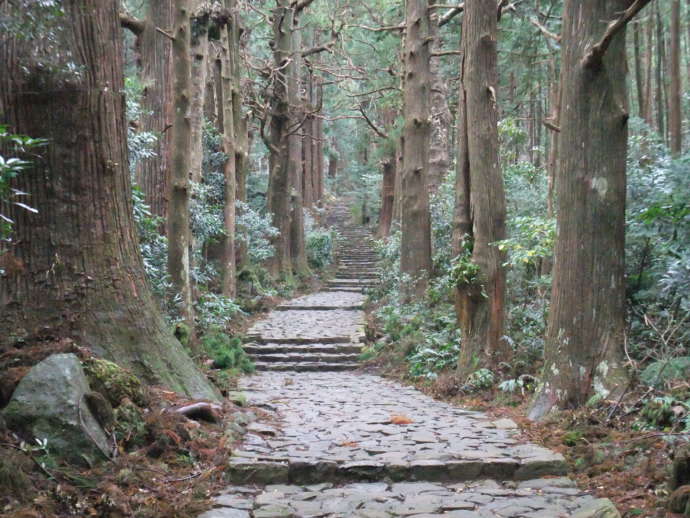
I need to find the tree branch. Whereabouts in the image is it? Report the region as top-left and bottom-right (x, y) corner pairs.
(120, 11), (145, 36)
(583, 0), (654, 69)
(438, 4), (464, 27)
(432, 50), (463, 57)
(348, 23), (405, 32)
(529, 17), (561, 43)
(156, 27), (176, 41)
(543, 118), (561, 133)
(357, 104), (389, 139)
(292, 0), (317, 15)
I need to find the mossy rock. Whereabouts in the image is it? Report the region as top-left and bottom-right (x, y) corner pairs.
(83, 358), (148, 408)
(174, 323), (192, 348)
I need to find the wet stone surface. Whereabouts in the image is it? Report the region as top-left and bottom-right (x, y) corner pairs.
(278, 291), (367, 310)
(228, 372), (567, 485)
(202, 479), (598, 518)
(247, 310), (366, 343)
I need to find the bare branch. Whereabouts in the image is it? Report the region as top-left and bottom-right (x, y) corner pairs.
(438, 4), (464, 27)
(529, 17), (561, 43)
(543, 118), (561, 133)
(156, 27), (176, 41)
(583, 0), (654, 69)
(292, 0), (317, 14)
(432, 50), (463, 57)
(357, 104), (389, 139)
(348, 23), (405, 32)
(120, 11), (145, 36)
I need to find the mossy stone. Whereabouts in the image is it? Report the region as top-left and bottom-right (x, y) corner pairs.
(83, 358), (147, 407)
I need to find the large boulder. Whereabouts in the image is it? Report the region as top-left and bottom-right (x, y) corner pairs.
(2, 353), (111, 466)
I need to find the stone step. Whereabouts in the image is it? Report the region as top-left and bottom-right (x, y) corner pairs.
(244, 343), (363, 355)
(326, 287), (364, 293)
(328, 282), (377, 289)
(248, 352), (361, 363)
(253, 361), (360, 372)
(227, 456), (570, 486)
(227, 372), (570, 488)
(336, 273), (378, 279)
(276, 304), (363, 310)
(248, 335), (358, 345)
(204, 479), (607, 518)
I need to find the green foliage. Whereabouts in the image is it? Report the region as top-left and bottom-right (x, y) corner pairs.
(237, 200), (279, 263)
(306, 221), (336, 270)
(464, 368), (496, 391)
(131, 186), (171, 302)
(201, 331), (255, 374)
(640, 357), (690, 389)
(0, 125), (46, 240)
(195, 293), (244, 331)
(498, 375), (538, 395)
(637, 396), (690, 431)
(562, 430), (584, 447)
(496, 216), (556, 269)
(124, 77), (157, 175)
(449, 249), (482, 288)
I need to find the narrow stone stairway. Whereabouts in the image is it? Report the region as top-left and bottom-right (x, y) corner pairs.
(244, 205), (373, 372)
(201, 206), (617, 518)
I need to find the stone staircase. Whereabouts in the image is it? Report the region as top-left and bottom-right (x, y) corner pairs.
(243, 204), (377, 372)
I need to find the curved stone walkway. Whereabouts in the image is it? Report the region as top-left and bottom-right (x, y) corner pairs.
(201, 208), (617, 517)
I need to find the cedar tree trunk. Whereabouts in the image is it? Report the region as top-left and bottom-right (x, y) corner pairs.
(0, 0), (217, 400)
(400, 0), (433, 298)
(529, 0), (637, 420)
(455, 0), (509, 378)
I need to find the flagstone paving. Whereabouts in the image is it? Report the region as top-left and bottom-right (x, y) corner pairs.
(203, 206), (618, 517)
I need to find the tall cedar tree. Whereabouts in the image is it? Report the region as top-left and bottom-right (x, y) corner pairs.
(454, 0), (509, 378)
(168, 0), (196, 334)
(266, 0), (294, 278)
(528, 0), (647, 420)
(400, 0), (433, 297)
(0, 0), (217, 399)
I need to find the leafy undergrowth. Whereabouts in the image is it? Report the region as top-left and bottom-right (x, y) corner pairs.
(369, 355), (684, 518)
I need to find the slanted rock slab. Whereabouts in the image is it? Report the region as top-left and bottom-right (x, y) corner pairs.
(2, 353), (111, 465)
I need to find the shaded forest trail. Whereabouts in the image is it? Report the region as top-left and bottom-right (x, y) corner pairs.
(198, 205), (617, 518)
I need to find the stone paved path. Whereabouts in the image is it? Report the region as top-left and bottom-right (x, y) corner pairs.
(201, 206), (617, 517)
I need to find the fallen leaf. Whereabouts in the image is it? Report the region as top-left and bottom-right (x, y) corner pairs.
(390, 414), (414, 425)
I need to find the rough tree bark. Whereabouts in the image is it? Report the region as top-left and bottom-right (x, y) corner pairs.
(0, 0), (217, 399)
(288, 13), (309, 277)
(427, 0), (453, 195)
(266, 0), (294, 278)
(454, 0), (509, 379)
(219, 0), (239, 298)
(314, 85), (325, 203)
(400, 0), (433, 297)
(169, 0), (196, 335)
(669, 0), (682, 156)
(377, 155), (396, 238)
(189, 5), (211, 185)
(529, 0), (641, 420)
(137, 1), (174, 220)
